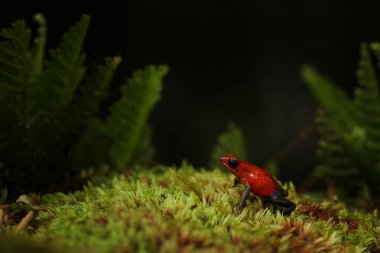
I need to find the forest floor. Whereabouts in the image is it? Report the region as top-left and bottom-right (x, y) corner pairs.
(0, 163), (379, 253)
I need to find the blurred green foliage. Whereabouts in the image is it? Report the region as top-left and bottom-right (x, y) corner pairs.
(302, 43), (380, 204)
(208, 122), (247, 169)
(0, 14), (168, 195)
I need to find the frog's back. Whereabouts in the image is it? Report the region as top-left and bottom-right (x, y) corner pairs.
(255, 165), (289, 196)
(255, 166), (289, 197)
(237, 162), (275, 197)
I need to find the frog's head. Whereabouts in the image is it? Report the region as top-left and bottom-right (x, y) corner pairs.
(220, 154), (241, 176)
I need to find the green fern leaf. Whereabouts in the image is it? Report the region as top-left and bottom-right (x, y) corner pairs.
(302, 56), (380, 200)
(351, 43), (380, 198)
(31, 14), (46, 77)
(73, 65), (168, 169)
(0, 20), (31, 94)
(70, 120), (112, 170)
(354, 44), (380, 154)
(0, 20), (31, 112)
(130, 125), (155, 164)
(209, 122), (247, 169)
(0, 19), (37, 149)
(30, 15), (89, 116)
(301, 66), (359, 133)
(314, 109), (363, 199)
(370, 42), (380, 67)
(104, 65), (168, 168)
(27, 15), (90, 157)
(74, 56), (121, 124)
(0, 16), (49, 192)
(0, 14), (168, 194)
(70, 57), (122, 169)
(356, 44), (379, 101)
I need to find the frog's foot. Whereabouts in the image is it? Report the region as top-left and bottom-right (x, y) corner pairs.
(280, 200), (296, 216)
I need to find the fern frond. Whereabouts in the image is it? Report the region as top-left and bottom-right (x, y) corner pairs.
(356, 44), (379, 100)
(208, 122), (247, 169)
(354, 44), (380, 153)
(70, 57), (121, 169)
(73, 65), (168, 169)
(369, 42), (380, 71)
(31, 14), (46, 77)
(314, 109), (363, 198)
(0, 19), (34, 148)
(303, 56), (380, 200)
(27, 15), (90, 158)
(0, 14), (168, 195)
(130, 125), (155, 164)
(74, 56), (121, 124)
(30, 15), (89, 115)
(301, 66), (359, 132)
(104, 65), (168, 168)
(0, 20), (31, 105)
(70, 120), (112, 170)
(0, 20), (31, 94)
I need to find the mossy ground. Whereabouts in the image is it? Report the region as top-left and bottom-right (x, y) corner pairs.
(0, 164), (379, 253)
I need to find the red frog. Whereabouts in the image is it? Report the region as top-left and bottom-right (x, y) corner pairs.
(220, 154), (296, 216)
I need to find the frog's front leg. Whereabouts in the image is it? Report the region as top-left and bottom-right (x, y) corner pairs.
(233, 177), (241, 187)
(237, 185), (251, 213)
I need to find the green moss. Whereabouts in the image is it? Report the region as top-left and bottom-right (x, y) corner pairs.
(1, 165), (379, 252)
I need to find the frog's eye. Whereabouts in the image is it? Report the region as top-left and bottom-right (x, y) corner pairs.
(228, 158), (239, 169)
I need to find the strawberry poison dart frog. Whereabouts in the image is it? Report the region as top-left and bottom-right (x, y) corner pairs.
(220, 154), (296, 216)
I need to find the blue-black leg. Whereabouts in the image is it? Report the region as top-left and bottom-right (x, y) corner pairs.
(238, 185), (251, 213)
(260, 197), (268, 208)
(233, 177), (241, 187)
(269, 190), (296, 216)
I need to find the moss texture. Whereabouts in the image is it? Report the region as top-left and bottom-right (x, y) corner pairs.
(1, 164), (379, 252)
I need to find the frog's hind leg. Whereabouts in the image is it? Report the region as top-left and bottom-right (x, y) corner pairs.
(260, 197), (269, 208)
(269, 190), (296, 216)
(280, 188), (289, 197)
(275, 185), (289, 197)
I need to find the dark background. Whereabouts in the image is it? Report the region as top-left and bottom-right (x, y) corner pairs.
(2, 1), (379, 185)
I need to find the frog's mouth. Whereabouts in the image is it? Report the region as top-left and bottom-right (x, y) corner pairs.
(220, 156), (229, 167)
